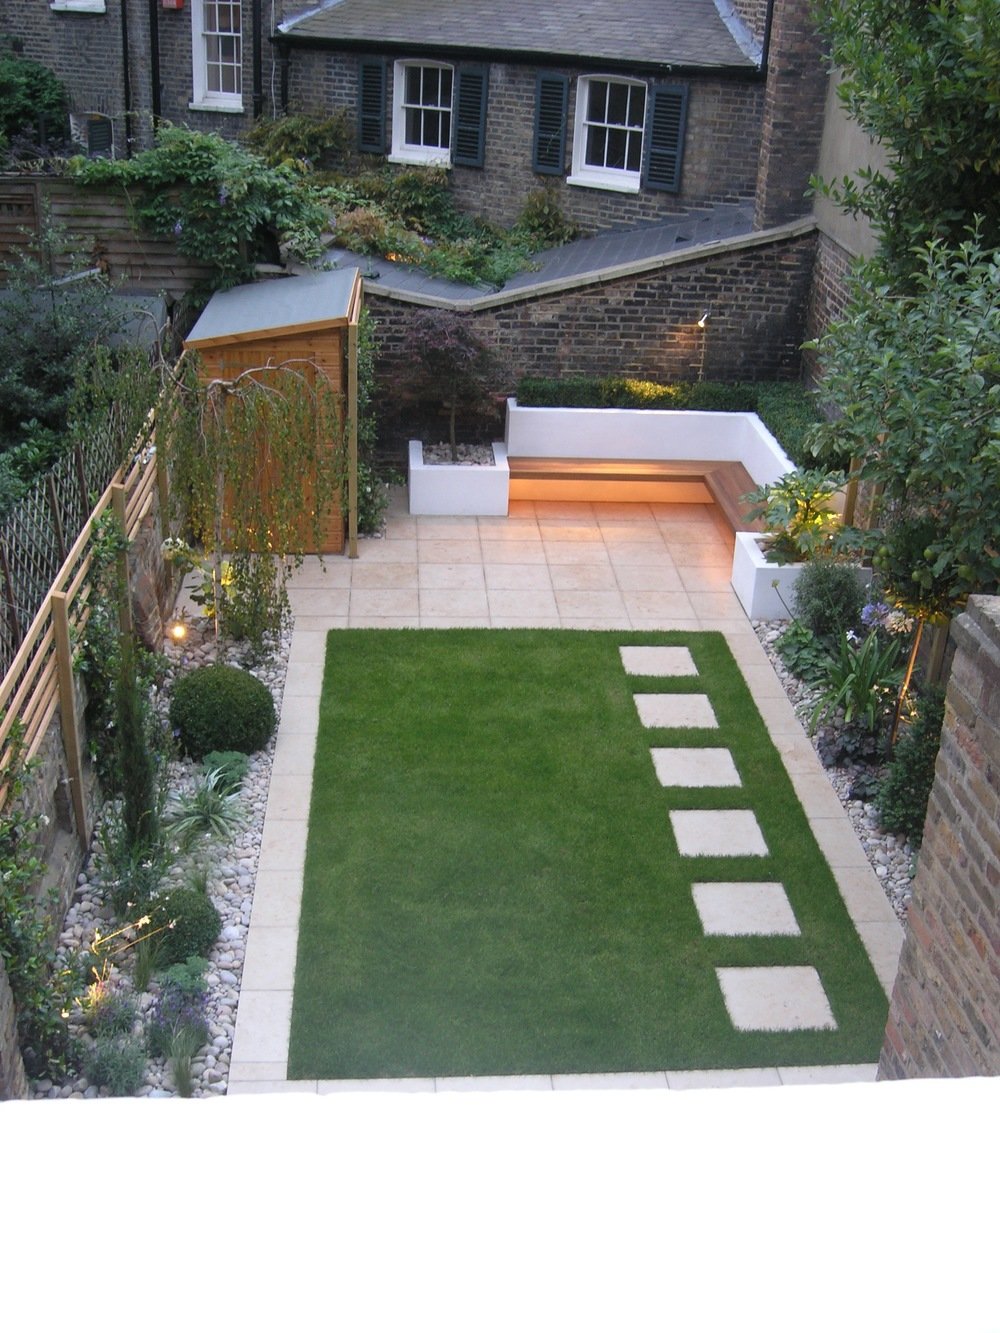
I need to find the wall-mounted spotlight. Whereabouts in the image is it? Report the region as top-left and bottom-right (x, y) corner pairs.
(697, 311), (710, 329)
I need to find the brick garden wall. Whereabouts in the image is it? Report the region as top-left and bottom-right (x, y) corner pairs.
(0, 964), (28, 1101)
(367, 223), (817, 464)
(285, 51), (764, 232)
(802, 229), (857, 384)
(879, 597), (1000, 1079)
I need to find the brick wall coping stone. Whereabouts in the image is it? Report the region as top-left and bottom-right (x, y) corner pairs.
(306, 215), (816, 313)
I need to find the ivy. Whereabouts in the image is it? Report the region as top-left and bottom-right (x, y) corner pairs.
(70, 127), (330, 291)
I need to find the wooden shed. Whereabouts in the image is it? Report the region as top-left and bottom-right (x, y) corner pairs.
(184, 267), (363, 555)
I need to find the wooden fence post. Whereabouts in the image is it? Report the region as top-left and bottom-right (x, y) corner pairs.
(110, 483), (133, 636)
(50, 591), (90, 852)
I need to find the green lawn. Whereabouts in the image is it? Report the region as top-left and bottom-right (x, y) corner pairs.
(288, 630), (888, 1078)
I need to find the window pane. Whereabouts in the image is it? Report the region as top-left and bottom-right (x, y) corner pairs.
(585, 125), (607, 168)
(405, 107), (421, 143)
(587, 80), (608, 122)
(626, 131), (642, 172)
(627, 85), (646, 128)
(440, 68), (452, 104)
(606, 127), (628, 169)
(405, 66), (421, 104)
(607, 82), (629, 126)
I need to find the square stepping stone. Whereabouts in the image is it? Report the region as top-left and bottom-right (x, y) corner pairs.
(619, 645), (697, 676)
(651, 747), (741, 788)
(670, 809), (768, 857)
(692, 882), (800, 936)
(633, 693), (718, 729)
(716, 966), (837, 1031)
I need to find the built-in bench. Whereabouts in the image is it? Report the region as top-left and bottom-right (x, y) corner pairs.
(507, 456), (766, 534)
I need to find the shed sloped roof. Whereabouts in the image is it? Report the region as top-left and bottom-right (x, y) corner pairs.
(280, 0), (759, 71)
(185, 268), (361, 347)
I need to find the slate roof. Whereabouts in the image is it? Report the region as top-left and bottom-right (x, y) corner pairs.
(280, 0), (759, 71)
(318, 202), (756, 307)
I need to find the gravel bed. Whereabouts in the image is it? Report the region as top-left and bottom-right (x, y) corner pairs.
(32, 622), (288, 1101)
(753, 620), (915, 925)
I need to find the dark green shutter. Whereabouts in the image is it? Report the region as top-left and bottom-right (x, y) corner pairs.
(643, 83), (688, 192)
(533, 72), (568, 175)
(358, 58), (387, 154)
(452, 65), (488, 167)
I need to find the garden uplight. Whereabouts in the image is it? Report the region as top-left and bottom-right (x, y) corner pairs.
(168, 620), (188, 643)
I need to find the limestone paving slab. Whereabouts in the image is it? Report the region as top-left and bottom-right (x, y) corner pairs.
(249, 870), (305, 927)
(664, 1067), (783, 1089)
(716, 967), (837, 1032)
(241, 925), (299, 991)
(651, 746), (741, 787)
(230, 989), (293, 1065)
(777, 1064), (878, 1085)
(620, 645), (698, 676)
(671, 809), (769, 857)
(692, 881), (800, 936)
(633, 693), (718, 729)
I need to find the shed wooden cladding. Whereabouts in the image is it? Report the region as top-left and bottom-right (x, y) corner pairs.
(184, 269), (363, 555)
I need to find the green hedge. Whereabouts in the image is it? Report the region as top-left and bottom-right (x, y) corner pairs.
(514, 377), (821, 464)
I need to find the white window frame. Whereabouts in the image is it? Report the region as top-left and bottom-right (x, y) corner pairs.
(568, 75), (646, 194)
(190, 0), (243, 114)
(389, 60), (454, 167)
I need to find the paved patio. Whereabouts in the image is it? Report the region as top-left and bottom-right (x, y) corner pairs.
(229, 489), (904, 1093)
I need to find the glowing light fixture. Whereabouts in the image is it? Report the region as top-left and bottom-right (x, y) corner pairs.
(168, 619), (188, 643)
(697, 311), (710, 328)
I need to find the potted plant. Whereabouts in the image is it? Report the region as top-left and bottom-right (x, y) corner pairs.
(398, 310), (511, 515)
(731, 468), (859, 619)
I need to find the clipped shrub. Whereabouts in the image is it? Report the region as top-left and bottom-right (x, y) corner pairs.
(753, 383), (828, 467)
(148, 887), (221, 967)
(791, 559), (868, 642)
(169, 663), (276, 759)
(876, 689), (946, 845)
(516, 376), (605, 407)
(686, 381), (756, 412)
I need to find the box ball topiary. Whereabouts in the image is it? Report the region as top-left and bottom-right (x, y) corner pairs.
(169, 664), (276, 759)
(149, 887), (222, 967)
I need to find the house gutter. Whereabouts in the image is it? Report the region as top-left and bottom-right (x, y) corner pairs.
(120, 0), (134, 156)
(147, 0), (162, 126)
(761, 0), (776, 71)
(274, 33), (762, 81)
(252, 0), (264, 118)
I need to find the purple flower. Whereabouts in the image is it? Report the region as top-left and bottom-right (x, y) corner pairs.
(173, 220), (183, 237)
(860, 600), (890, 629)
(218, 186), (229, 206)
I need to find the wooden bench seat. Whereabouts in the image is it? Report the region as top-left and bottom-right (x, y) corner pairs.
(506, 456), (766, 534)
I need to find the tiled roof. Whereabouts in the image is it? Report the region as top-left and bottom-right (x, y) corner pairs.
(280, 0), (759, 71)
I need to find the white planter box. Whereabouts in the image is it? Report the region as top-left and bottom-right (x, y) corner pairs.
(504, 400), (792, 487)
(730, 531), (804, 620)
(730, 531), (873, 621)
(408, 440), (509, 516)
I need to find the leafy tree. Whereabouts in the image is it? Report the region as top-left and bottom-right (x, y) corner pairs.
(815, 0), (1000, 271)
(0, 49), (68, 152)
(808, 230), (1000, 614)
(396, 310), (509, 460)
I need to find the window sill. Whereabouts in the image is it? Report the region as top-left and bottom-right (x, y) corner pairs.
(188, 100), (245, 115)
(567, 171), (641, 195)
(50, 1), (106, 11)
(388, 150), (451, 169)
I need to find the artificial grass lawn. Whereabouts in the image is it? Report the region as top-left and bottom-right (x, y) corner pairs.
(288, 630), (889, 1078)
